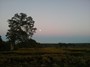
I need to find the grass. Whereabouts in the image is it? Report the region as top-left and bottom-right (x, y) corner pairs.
(0, 46), (90, 67)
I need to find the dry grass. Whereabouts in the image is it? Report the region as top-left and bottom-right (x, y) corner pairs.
(0, 47), (90, 67)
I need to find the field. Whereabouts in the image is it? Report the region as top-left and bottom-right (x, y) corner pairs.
(0, 46), (90, 67)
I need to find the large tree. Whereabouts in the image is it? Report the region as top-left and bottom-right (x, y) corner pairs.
(6, 13), (37, 44)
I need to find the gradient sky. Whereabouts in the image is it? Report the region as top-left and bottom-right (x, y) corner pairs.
(0, 0), (90, 43)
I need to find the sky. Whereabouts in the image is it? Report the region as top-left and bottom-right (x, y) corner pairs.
(0, 0), (90, 43)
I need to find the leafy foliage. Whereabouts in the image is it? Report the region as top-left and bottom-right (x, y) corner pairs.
(6, 13), (37, 44)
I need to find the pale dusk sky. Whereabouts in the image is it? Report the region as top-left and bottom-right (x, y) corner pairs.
(0, 0), (90, 43)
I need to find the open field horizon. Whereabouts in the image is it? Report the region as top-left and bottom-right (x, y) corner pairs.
(0, 45), (90, 67)
(0, 0), (90, 66)
(1, 35), (90, 43)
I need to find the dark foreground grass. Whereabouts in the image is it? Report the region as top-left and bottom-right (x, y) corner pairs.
(0, 47), (90, 67)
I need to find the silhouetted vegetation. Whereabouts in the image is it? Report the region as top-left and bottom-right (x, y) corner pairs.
(16, 39), (37, 48)
(0, 36), (11, 51)
(0, 13), (90, 67)
(6, 13), (37, 47)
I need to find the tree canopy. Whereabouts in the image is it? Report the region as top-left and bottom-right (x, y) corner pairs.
(6, 13), (37, 44)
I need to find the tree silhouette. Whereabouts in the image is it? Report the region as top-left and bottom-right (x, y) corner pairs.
(0, 35), (2, 42)
(6, 13), (37, 44)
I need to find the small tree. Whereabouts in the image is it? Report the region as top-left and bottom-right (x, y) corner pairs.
(6, 13), (37, 45)
(0, 35), (2, 42)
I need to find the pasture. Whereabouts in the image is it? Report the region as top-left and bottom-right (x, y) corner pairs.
(0, 46), (90, 67)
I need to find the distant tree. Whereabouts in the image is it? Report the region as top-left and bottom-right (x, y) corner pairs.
(0, 35), (2, 42)
(6, 13), (37, 45)
(0, 36), (3, 46)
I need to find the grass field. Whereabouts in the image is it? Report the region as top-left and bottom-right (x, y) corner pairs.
(0, 47), (90, 67)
